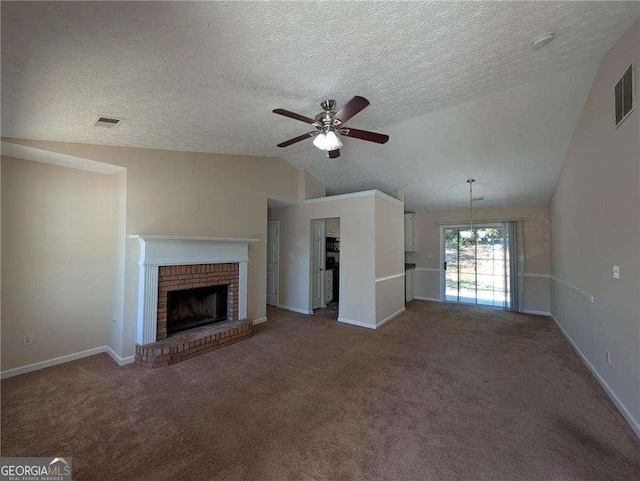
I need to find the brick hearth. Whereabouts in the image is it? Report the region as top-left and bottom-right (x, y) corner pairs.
(135, 319), (253, 369)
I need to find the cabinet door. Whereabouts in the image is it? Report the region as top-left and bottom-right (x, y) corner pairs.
(405, 269), (415, 302)
(324, 270), (333, 303)
(404, 213), (415, 252)
(327, 218), (340, 237)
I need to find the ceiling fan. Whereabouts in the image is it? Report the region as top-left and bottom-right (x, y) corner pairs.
(273, 96), (389, 159)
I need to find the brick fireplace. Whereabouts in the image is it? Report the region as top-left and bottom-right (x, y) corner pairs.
(131, 235), (258, 368)
(157, 263), (239, 340)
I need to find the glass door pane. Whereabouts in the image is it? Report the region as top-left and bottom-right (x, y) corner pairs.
(444, 228), (460, 302)
(443, 225), (511, 308)
(457, 227), (476, 304)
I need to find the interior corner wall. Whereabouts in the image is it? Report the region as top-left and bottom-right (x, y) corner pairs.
(109, 169), (127, 357)
(375, 195), (405, 324)
(1, 139), (301, 361)
(298, 169), (326, 202)
(1, 156), (118, 370)
(269, 193), (378, 326)
(549, 20), (640, 433)
(407, 204), (551, 313)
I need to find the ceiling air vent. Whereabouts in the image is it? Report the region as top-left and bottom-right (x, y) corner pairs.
(614, 65), (634, 127)
(92, 115), (124, 129)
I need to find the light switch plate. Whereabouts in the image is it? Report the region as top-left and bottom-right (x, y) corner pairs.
(613, 265), (620, 279)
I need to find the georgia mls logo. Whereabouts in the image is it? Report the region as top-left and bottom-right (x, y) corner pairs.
(0, 456), (72, 481)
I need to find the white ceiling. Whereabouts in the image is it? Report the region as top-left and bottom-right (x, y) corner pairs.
(2, 1), (639, 210)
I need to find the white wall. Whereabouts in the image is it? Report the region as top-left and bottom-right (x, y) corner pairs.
(1, 157), (118, 370)
(269, 191), (405, 328)
(550, 20), (639, 435)
(407, 204), (551, 313)
(375, 194), (405, 324)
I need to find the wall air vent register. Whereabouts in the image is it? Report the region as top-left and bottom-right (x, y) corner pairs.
(92, 116), (124, 129)
(615, 65), (634, 127)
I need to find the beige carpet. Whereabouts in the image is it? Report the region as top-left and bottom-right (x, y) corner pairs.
(2, 302), (639, 480)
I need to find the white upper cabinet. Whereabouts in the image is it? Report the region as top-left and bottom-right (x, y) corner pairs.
(326, 217), (340, 237)
(404, 213), (415, 252)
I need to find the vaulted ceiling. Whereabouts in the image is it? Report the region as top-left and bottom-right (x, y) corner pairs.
(2, 1), (639, 210)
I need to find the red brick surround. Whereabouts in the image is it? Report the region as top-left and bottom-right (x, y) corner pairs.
(156, 263), (239, 341)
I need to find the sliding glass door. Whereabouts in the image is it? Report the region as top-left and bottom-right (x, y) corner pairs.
(443, 224), (511, 308)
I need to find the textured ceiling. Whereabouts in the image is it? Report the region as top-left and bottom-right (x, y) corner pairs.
(2, 1), (640, 210)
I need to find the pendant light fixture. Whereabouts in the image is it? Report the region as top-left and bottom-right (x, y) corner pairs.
(467, 178), (476, 237)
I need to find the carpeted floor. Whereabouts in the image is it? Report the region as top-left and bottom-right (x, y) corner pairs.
(1, 301), (639, 480)
(313, 301), (339, 320)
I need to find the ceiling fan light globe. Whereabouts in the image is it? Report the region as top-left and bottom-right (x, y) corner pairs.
(313, 133), (328, 150)
(312, 131), (343, 151)
(325, 131), (343, 150)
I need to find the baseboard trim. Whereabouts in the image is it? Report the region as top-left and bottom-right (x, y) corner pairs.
(337, 317), (376, 329)
(105, 346), (135, 366)
(376, 307), (405, 328)
(414, 296), (443, 303)
(0, 345), (134, 379)
(551, 314), (640, 439)
(252, 316), (268, 325)
(276, 304), (312, 315)
(520, 309), (551, 316)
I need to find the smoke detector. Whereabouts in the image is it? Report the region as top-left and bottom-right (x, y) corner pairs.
(531, 33), (555, 50)
(92, 115), (124, 129)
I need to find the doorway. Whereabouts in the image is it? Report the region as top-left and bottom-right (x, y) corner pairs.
(311, 219), (325, 310)
(312, 217), (340, 320)
(441, 224), (512, 308)
(266, 221), (279, 306)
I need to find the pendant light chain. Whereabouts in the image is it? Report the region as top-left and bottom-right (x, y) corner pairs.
(467, 179), (475, 236)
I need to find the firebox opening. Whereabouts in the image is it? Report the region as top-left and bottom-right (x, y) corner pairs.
(167, 284), (228, 335)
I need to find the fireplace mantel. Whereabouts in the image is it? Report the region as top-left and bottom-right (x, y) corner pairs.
(130, 235), (259, 345)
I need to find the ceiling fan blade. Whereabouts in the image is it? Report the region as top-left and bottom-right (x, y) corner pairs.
(273, 108), (315, 124)
(276, 131), (317, 148)
(339, 127), (389, 144)
(328, 149), (341, 159)
(333, 96), (370, 125)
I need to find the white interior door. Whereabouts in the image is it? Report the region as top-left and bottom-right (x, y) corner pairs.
(266, 221), (279, 306)
(311, 220), (325, 310)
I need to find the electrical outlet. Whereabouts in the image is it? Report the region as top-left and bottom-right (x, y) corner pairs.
(427, 253), (434, 259)
(612, 265), (620, 279)
(22, 335), (33, 346)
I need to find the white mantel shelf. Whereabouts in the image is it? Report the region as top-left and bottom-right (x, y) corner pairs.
(129, 235), (260, 243)
(131, 234), (256, 345)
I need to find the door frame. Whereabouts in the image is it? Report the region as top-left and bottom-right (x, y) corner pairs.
(266, 220), (279, 307)
(439, 222), (505, 304)
(310, 219), (326, 311)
